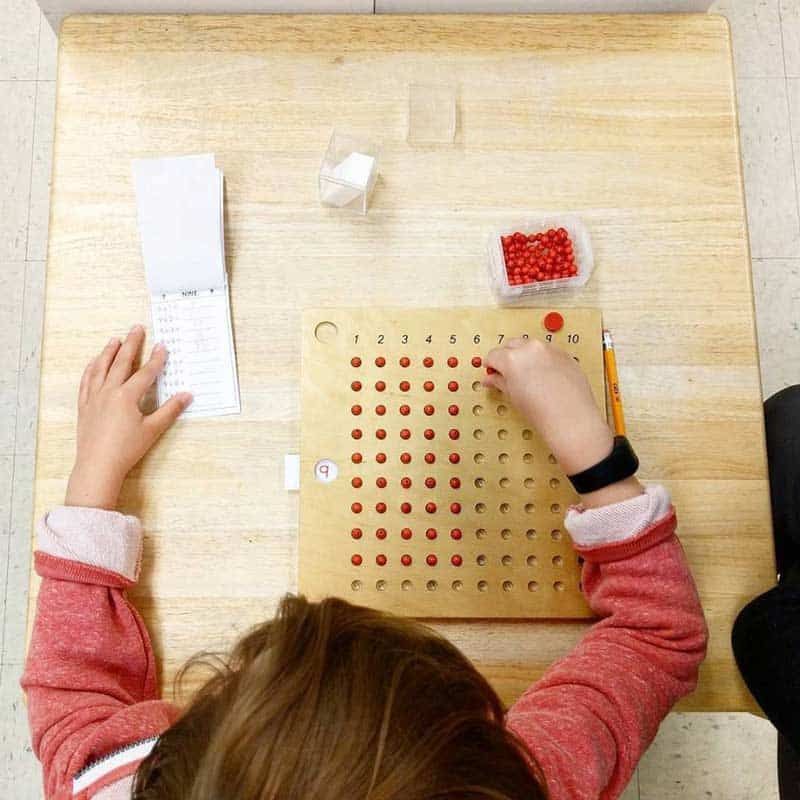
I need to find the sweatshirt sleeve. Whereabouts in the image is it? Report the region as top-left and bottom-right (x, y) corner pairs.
(506, 485), (708, 800)
(20, 506), (179, 800)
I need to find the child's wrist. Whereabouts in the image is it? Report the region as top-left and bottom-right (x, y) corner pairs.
(578, 476), (644, 509)
(65, 464), (123, 510)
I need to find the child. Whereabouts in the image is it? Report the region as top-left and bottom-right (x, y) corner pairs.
(22, 325), (708, 800)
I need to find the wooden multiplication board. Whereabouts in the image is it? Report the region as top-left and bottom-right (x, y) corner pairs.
(299, 308), (604, 619)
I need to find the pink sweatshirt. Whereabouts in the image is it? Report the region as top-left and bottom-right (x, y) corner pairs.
(21, 485), (707, 800)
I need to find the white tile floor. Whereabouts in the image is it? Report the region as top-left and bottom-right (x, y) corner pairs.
(1, 2), (799, 798)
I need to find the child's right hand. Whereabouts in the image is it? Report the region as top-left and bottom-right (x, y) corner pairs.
(483, 338), (615, 477)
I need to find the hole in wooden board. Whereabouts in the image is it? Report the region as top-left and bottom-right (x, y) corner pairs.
(477, 554), (487, 566)
(401, 579), (413, 591)
(376, 579), (387, 591)
(476, 528), (487, 539)
(472, 380), (482, 391)
(522, 428), (533, 440)
(497, 404), (508, 416)
(552, 555), (564, 567)
(501, 554), (512, 566)
(314, 321), (339, 342)
(551, 529), (562, 541)
(351, 580), (362, 591)
(474, 452), (486, 464)
(472, 404), (484, 416)
(502, 580), (514, 592)
(498, 453), (510, 464)
(501, 528), (512, 540)
(475, 502), (487, 513)
(452, 580), (463, 591)
(499, 477), (510, 488)
(553, 581), (566, 592)
(550, 503), (561, 513)
(526, 528), (537, 540)
(527, 580), (539, 592)
(474, 477), (486, 488)
(523, 478), (534, 489)
(548, 453), (557, 464)
(526, 554), (538, 567)
(549, 478), (560, 489)
(498, 429), (509, 440)
(426, 580), (438, 592)
(499, 502), (510, 514)
(523, 453), (533, 464)
(478, 580), (488, 592)
(524, 503), (535, 514)
(473, 429), (485, 440)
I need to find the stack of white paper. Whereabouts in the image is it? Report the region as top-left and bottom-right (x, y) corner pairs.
(133, 154), (241, 419)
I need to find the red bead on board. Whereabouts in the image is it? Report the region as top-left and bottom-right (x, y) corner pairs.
(376, 452), (387, 463)
(424, 428), (435, 440)
(425, 502), (437, 514)
(351, 477), (363, 488)
(375, 404), (386, 416)
(448, 404), (459, 416)
(351, 453), (362, 464)
(425, 476), (436, 488)
(450, 477), (461, 489)
(375, 381), (386, 392)
(424, 452), (436, 464)
(376, 502), (387, 514)
(447, 357), (458, 367)
(351, 405), (362, 415)
(451, 554), (463, 567)
(426, 528), (437, 540)
(449, 453), (461, 464)
(399, 356), (411, 367)
(471, 356), (482, 368)
(351, 357), (362, 368)
(423, 381), (435, 392)
(352, 429), (362, 439)
(424, 404), (435, 416)
(351, 381), (362, 392)
(400, 428), (411, 439)
(401, 528), (413, 540)
(423, 356), (434, 367)
(448, 381), (459, 392)
(426, 554), (438, 566)
(376, 429), (386, 439)
(401, 502), (412, 514)
(401, 476), (412, 488)
(351, 502), (362, 514)
(450, 528), (462, 540)
(400, 404), (411, 416)
(400, 452), (412, 464)
(375, 357), (386, 367)
(351, 528), (363, 539)
(450, 502), (462, 514)
(448, 429), (460, 440)
(376, 554), (387, 566)
(351, 554), (362, 566)
(401, 554), (412, 566)
(375, 528), (387, 540)
(376, 476), (387, 488)
(400, 381), (411, 392)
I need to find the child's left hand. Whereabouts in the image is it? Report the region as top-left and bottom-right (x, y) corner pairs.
(65, 325), (192, 510)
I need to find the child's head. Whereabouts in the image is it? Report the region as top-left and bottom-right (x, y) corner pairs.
(134, 595), (546, 799)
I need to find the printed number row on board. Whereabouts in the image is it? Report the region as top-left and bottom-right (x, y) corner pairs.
(352, 333), (581, 345)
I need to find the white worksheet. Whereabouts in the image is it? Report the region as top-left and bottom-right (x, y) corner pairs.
(133, 154), (240, 419)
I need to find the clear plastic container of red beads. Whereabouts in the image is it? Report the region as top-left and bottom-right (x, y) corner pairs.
(487, 215), (594, 303)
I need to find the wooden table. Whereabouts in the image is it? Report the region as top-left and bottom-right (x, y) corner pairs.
(32, 13), (773, 711)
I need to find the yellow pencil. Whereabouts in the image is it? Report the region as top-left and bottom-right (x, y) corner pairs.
(602, 329), (626, 436)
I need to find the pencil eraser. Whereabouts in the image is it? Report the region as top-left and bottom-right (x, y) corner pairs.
(284, 454), (300, 491)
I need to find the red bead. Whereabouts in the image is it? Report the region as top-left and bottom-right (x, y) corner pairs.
(401, 502), (412, 514)
(375, 381), (386, 392)
(424, 428), (435, 440)
(448, 404), (459, 416)
(448, 381), (458, 392)
(426, 528), (437, 540)
(400, 404), (411, 416)
(351, 554), (362, 566)
(447, 357), (458, 367)
(376, 428), (386, 439)
(351, 453), (362, 464)
(351, 502), (362, 513)
(351, 528), (362, 539)
(423, 381), (435, 392)
(450, 477), (461, 489)
(486, 366), (497, 375)
(376, 553), (387, 566)
(375, 404), (386, 416)
(400, 452), (412, 464)
(376, 502), (387, 514)
(375, 357), (386, 367)
(449, 453), (460, 464)
(400, 428), (411, 440)
(351, 429), (362, 439)
(425, 476), (436, 488)
(401, 554), (412, 566)
(351, 405), (362, 415)
(426, 502), (437, 513)
(451, 554), (463, 567)
(376, 528), (387, 540)
(399, 356), (410, 367)
(448, 428), (460, 440)
(450, 502), (462, 514)
(471, 356), (482, 368)
(401, 528), (413, 540)
(450, 528), (462, 540)
(351, 357), (361, 367)
(424, 404), (435, 416)
(351, 476), (363, 488)
(376, 452), (387, 463)
(543, 311), (564, 333)
(400, 381), (411, 392)
(424, 452), (436, 464)
(426, 554), (438, 566)
(351, 381), (362, 391)
(376, 476), (387, 488)
(401, 476), (412, 488)
(423, 357), (434, 367)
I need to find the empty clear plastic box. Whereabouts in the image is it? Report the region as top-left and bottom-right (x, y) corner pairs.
(319, 130), (380, 215)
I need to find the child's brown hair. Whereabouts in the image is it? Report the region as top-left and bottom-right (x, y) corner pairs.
(133, 595), (547, 799)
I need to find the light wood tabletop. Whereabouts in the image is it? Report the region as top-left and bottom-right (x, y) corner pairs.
(32, 13), (773, 711)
